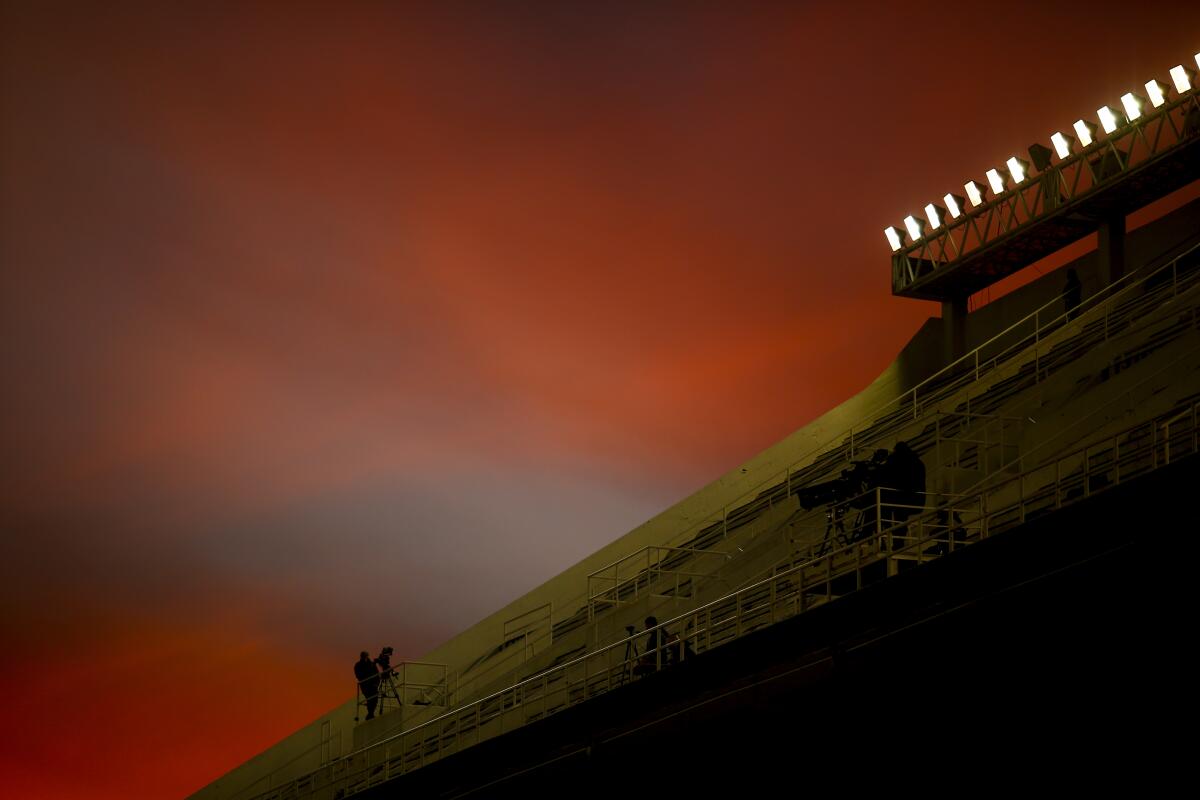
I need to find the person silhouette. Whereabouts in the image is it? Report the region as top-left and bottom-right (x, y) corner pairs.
(882, 441), (926, 549)
(354, 651), (381, 720)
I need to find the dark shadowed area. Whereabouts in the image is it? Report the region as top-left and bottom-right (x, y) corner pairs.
(2, 2), (1197, 796)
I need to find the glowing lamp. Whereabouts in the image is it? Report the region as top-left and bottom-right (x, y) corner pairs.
(1050, 132), (1076, 160)
(964, 180), (988, 207)
(924, 203), (947, 230)
(1097, 105), (1122, 134)
(1120, 93), (1145, 122)
(1145, 79), (1169, 108)
(1171, 64), (1196, 94)
(985, 168), (1007, 195)
(1073, 119), (1097, 147)
(943, 193), (966, 219)
(884, 226), (905, 252)
(1006, 156), (1030, 184)
(903, 214), (926, 242)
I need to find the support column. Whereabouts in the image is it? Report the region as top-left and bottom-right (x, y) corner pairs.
(941, 294), (968, 364)
(1098, 215), (1126, 287)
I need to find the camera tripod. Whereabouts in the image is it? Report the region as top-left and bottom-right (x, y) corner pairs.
(815, 503), (850, 557)
(376, 666), (402, 710)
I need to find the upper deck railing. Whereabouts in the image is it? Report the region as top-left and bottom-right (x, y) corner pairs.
(253, 389), (1198, 800)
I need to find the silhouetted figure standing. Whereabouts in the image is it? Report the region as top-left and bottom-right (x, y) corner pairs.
(1063, 268), (1083, 321)
(883, 441), (926, 547)
(355, 651), (381, 720)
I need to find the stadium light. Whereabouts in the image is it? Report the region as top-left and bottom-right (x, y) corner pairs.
(1073, 119), (1097, 147)
(1171, 64), (1196, 94)
(943, 193), (966, 219)
(1006, 156), (1030, 184)
(1145, 79), (1169, 108)
(964, 180), (988, 207)
(1120, 93), (1146, 122)
(1050, 132), (1076, 160)
(1097, 105), (1122, 134)
(1028, 143), (1054, 171)
(985, 168), (1007, 195)
(924, 203), (948, 230)
(904, 214), (926, 242)
(884, 226), (905, 252)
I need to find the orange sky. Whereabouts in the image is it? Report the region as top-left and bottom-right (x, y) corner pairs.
(2, 2), (1198, 796)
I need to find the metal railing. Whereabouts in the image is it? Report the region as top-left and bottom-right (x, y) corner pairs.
(580, 241), (1199, 595)
(398, 238), (1199, 733)
(587, 544), (731, 619)
(570, 243), (1198, 639)
(253, 396), (1198, 800)
(356, 661), (449, 722)
(241, 240), (1199, 800)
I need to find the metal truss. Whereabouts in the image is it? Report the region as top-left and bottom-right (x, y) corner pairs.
(893, 92), (1200, 301)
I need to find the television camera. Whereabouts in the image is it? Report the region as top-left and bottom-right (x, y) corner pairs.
(797, 449), (891, 511)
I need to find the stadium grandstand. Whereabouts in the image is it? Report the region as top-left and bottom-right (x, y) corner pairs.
(194, 53), (1200, 797)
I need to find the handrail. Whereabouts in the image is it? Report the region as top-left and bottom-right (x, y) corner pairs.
(587, 240), (1200, 574)
(243, 238), (1199, 800)
(271, 399), (1196, 800)
(576, 239), (1197, 639)
(573, 240), (1199, 630)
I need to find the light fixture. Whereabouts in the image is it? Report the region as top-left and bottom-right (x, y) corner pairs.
(985, 168), (1007, 195)
(1120, 93), (1146, 122)
(1097, 105), (1122, 134)
(1050, 132), (1076, 160)
(964, 180), (988, 207)
(903, 214), (926, 242)
(1145, 79), (1169, 108)
(924, 203), (947, 230)
(884, 226), (905, 252)
(1029, 143), (1054, 171)
(1073, 119), (1097, 147)
(1006, 156), (1030, 184)
(1171, 64), (1196, 94)
(943, 193), (966, 219)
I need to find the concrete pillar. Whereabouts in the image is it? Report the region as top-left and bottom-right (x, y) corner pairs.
(1098, 215), (1126, 287)
(941, 295), (968, 364)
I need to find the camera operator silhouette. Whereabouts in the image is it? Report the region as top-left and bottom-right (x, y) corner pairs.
(354, 651), (381, 720)
(800, 443), (924, 552)
(881, 441), (926, 549)
(633, 616), (691, 675)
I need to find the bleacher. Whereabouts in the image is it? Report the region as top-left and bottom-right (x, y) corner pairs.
(236, 221), (1200, 799)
